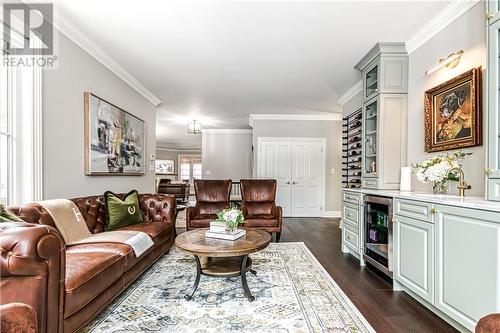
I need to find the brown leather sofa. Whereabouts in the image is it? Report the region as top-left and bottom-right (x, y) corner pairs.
(0, 193), (176, 333)
(476, 314), (500, 333)
(240, 179), (282, 242)
(186, 179), (231, 230)
(0, 303), (38, 333)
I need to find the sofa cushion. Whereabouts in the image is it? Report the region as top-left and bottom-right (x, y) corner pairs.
(64, 251), (124, 317)
(245, 202), (274, 216)
(117, 222), (172, 245)
(67, 242), (140, 272)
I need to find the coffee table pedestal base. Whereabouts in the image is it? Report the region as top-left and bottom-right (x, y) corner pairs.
(185, 254), (256, 301)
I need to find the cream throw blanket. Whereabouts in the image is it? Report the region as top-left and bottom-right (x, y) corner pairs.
(39, 199), (153, 257)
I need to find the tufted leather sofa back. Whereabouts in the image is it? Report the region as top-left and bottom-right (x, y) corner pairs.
(7, 193), (176, 234)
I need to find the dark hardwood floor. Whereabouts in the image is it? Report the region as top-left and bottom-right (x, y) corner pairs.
(280, 217), (458, 333)
(176, 217), (458, 332)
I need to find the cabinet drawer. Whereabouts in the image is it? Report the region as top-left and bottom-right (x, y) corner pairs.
(343, 203), (360, 230)
(362, 178), (378, 189)
(395, 199), (433, 223)
(343, 191), (361, 205)
(343, 227), (359, 251)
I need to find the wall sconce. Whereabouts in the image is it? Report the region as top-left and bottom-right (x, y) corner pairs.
(425, 50), (464, 75)
(187, 119), (202, 134)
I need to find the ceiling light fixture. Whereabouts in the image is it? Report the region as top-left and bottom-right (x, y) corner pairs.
(425, 50), (464, 75)
(187, 119), (202, 135)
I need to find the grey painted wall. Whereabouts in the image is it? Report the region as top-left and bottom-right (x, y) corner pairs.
(43, 32), (157, 199)
(252, 119), (342, 212)
(202, 132), (252, 180)
(407, 1), (485, 195)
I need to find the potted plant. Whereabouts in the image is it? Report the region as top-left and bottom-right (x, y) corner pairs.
(216, 207), (245, 233)
(412, 151), (471, 195)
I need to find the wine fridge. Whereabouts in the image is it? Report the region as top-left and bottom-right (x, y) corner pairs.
(363, 195), (393, 277)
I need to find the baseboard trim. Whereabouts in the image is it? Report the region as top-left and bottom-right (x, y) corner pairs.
(322, 210), (341, 218)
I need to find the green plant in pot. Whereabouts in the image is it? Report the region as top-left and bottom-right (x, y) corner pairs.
(216, 207), (245, 233)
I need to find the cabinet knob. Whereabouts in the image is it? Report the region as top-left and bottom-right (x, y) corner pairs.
(347, 235), (352, 240)
(392, 217), (397, 224)
(347, 213), (352, 218)
(487, 12), (494, 20)
(431, 208), (439, 215)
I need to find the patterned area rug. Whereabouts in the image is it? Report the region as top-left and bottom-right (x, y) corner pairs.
(83, 243), (375, 333)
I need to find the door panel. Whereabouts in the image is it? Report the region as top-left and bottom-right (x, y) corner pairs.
(291, 142), (323, 216)
(259, 140), (292, 216)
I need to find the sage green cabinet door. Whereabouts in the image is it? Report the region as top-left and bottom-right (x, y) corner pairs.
(393, 215), (434, 304)
(435, 205), (500, 331)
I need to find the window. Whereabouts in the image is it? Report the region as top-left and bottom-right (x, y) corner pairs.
(179, 154), (202, 184)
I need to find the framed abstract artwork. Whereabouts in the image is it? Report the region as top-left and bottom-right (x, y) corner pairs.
(424, 67), (482, 153)
(155, 159), (175, 174)
(84, 92), (146, 175)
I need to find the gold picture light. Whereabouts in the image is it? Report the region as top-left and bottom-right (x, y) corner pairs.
(425, 50), (464, 75)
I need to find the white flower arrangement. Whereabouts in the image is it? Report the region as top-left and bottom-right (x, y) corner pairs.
(412, 151), (471, 193)
(216, 207), (244, 232)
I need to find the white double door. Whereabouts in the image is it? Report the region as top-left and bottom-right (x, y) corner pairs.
(257, 138), (325, 217)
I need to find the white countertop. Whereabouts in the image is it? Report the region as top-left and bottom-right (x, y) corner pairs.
(342, 188), (500, 213)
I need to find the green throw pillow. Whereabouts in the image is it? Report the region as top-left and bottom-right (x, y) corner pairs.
(104, 190), (143, 231)
(0, 203), (24, 223)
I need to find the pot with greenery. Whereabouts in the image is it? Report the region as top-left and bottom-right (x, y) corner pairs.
(216, 207), (245, 233)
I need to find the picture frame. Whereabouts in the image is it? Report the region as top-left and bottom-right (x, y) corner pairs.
(84, 92), (146, 175)
(424, 67), (482, 153)
(155, 159), (175, 174)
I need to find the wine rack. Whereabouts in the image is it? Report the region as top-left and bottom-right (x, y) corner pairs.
(342, 108), (363, 189)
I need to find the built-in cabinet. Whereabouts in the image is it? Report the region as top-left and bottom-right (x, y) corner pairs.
(487, 13), (500, 201)
(355, 43), (408, 190)
(340, 191), (363, 259)
(393, 198), (500, 332)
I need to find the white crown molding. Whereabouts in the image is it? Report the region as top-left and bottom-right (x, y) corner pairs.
(406, 0), (480, 55)
(202, 129), (252, 134)
(249, 113), (342, 127)
(17, 1), (162, 106)
(337, 80), (362, 106)
(156, 147), (202, 152)
(337, 0), (480, 106)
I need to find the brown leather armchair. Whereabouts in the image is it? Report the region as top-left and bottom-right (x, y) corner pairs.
(240, 179), (282, 242)
(186, 179), (231, 230)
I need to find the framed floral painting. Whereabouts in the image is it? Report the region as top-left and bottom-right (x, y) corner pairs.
(424, 67), (482, 153)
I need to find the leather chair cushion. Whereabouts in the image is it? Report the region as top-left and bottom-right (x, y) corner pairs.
(245, 202), (274, 216)
(64, 251), (124, 318)
(117, 222), (172, 244)
(198, 202), (227, 215)
(244, 219), (279, 227)
(188, 218), (213, 229)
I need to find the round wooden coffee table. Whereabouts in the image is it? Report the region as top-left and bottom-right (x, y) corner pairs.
(175, 229), (271, 301)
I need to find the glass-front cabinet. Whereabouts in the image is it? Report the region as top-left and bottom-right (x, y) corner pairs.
(364, 62), (379, 100)
(363, 97), (378, 178)
(487, 19), (500, 201)
(487, 1), (500, 25)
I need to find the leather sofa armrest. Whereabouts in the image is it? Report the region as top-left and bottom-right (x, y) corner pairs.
(0, 222), (65, 333)
(0, 303), (38, 333)
(139, 194), (176, 225)
(241, 205), (249, 219)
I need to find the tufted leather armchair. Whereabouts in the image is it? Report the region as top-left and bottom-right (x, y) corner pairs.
(1, 193), (176, 333)
(0, 303), (38, 333)
(240, 179), (283, 242)
(186, 179), (232, 230)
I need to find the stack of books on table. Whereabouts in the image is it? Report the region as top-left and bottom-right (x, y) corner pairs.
(205, 221), (246, 241)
